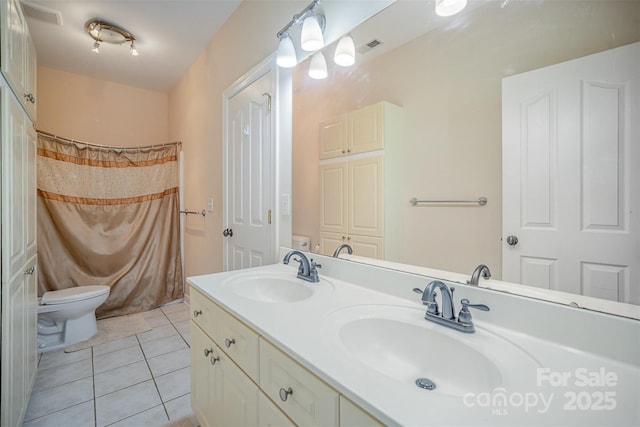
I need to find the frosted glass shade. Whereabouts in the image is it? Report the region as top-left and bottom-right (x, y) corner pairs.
(435, 0), (467, 17)
(301, 15), (324, 51)
(276, 35), (297, 68)
(334, 35), (355, 67)
(308, 52), (328, 79)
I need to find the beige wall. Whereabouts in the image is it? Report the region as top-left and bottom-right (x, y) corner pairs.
(37, 66), (168, 146)
(292, 1), (640, 278)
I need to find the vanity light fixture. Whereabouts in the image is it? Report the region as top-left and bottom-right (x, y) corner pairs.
(276, 34), (297, 68)
(85, 18), (139, 56)
(275, 0), (325, 68)
(334, 35), (355, 67)
(308, 52), (328, 79)
(300, 14), (324, 51)
(435, 0), (468, 17)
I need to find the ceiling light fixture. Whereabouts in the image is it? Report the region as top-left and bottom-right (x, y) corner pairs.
(85, 18), (139, 56)
(275, 0), (325, 67)
(435, 0), (468, 17)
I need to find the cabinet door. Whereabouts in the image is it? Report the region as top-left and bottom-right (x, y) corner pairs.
(349, 235), (384, 260)
(191, 323), (223, 427)
(339, 396), (384, 427)
(319, 162), (348, 233)
(349, 103), (383, 154)
(25, 255), (38, 391)
(260, 338), (338, 426)
(319, 231), (348, 257)
(25, 125), (37, 260)
(0, 0), (26, 99)
(319, 115), (347, 159)
(24, 31), (36, 121)
(220, 352), (258, 427)
(348, 156), (384, 237)
(258, 393), (296, 427)
(2, 89), (26, 279)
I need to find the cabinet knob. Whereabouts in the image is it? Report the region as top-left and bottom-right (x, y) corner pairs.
(24, 266), (35, 275)
(210, 355), (220, 365)
(24, 93), (35, 104)
(204, 348), (213, 357)
(279, 387), (293, 402)
(225, 338), (236, 348)
(347, 149), (351, 153)
(341, 149), (346, 154)
(193, 309), (202, 317)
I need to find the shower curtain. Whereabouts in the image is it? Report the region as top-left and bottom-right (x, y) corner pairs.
(37, 133), (183, 318)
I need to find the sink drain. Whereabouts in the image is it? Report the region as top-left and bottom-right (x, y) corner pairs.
(415, 378), (436, 390)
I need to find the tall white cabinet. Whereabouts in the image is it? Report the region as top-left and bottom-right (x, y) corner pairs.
(1, 0), (39, 425)
(318, 102), (402, 258)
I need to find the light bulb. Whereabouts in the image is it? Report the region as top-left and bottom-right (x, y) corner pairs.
(276, 35), (297, 68)
(308, 52), (327, 79)
(300, 15), (324, 51)
(334, 35), (355, 67)
(436, 0), (468, 17)
(92, 41), (100, 54)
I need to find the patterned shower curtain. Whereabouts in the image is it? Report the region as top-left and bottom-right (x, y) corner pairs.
(37, 133), (183, 318)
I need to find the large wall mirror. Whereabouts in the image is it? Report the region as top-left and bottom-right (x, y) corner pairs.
(291, 0), (640, 314)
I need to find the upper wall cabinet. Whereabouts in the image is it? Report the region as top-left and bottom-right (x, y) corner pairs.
(1, 0), (37, 121)
(319, 102), (402, 159)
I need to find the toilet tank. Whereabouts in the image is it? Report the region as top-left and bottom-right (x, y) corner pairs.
(291, 235), (311, 251)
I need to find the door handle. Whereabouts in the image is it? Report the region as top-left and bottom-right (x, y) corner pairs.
(223, 228), (233, 237)
(506, 235), (519, 246)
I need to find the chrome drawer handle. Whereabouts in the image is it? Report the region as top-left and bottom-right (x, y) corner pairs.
(193, 309), (202, 317)
(279, 387), (293, 402)
(204, 348), (213, 357)
(210, 355), (220, 365)
(225, 338), (236, 348)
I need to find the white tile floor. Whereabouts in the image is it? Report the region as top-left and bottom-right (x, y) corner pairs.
(23, 302), (197, 427)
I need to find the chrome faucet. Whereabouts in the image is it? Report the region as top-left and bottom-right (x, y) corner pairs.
(282, 250), (320, 283)
(420, 280), (489, 333)
(468, 264), (491, 286)
(332, 244), (353, 257)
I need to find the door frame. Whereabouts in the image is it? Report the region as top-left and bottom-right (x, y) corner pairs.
(222, 55), (292, 270)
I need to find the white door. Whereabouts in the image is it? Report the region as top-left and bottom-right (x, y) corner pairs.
(502, 42), (639, 304)
(223, 71), (273, 271)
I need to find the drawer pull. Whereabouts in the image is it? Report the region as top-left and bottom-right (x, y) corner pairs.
(225, 338), (236, 348)
(204, 348), (213, 357)
(193, 309), (203, 317)
(279, 387), (293, 402)
(210, 355), (220, 365)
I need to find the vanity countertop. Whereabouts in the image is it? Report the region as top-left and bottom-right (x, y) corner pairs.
(188, 256), (640, 426)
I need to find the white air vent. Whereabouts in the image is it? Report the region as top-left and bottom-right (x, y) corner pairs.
(21, 2), (62, 26)
(357, 39), (384, 54)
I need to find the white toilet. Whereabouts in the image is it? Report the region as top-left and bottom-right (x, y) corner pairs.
(37, 285), (110, 353)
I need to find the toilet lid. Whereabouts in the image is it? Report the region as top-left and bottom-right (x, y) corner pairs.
(41, 285), (110, 305)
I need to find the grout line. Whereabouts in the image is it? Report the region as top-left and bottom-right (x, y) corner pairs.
(92, 346), (98, 427)
(103, 404), (167, 427)
(136, 333), (172, 421)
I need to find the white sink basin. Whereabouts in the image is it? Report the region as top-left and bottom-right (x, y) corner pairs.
(324, 304), (540, 397)
(221, 271), (332, 303)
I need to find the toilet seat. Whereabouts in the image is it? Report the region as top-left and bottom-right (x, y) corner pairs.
(41, 285), (110, 305)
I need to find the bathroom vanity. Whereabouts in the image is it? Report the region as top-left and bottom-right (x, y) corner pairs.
(188, 250), (639, 426)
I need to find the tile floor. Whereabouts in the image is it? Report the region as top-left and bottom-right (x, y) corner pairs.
(23, 301), (198, 427)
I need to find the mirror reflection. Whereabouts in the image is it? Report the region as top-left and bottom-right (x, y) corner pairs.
(291, 0), (640, 307)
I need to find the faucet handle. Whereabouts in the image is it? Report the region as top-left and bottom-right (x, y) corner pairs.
(458, 298), (490, 324)
(310, 259), (321, 269)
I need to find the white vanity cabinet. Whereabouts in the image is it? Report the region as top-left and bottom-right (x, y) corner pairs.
(0, 0), (37, 121)
(190, 287), (383, 427)
(319, 102), (401, 160)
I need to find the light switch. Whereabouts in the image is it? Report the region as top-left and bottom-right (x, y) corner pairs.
(207, 198), (214, 212)
(280, 194), (290, 215)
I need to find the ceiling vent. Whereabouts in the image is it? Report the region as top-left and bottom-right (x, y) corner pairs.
(357, 39), (384, 55)
(21, 2), (62, 26)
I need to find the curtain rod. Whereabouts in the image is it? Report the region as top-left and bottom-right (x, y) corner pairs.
(36, 130), (182, 151)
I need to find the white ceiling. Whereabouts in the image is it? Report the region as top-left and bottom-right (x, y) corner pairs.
(23, 0), (243, 93)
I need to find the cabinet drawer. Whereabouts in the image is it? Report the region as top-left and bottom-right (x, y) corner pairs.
(190, 288), (220, 339)
(260, 338), (338, 426)
(218, 308), (260, 382)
